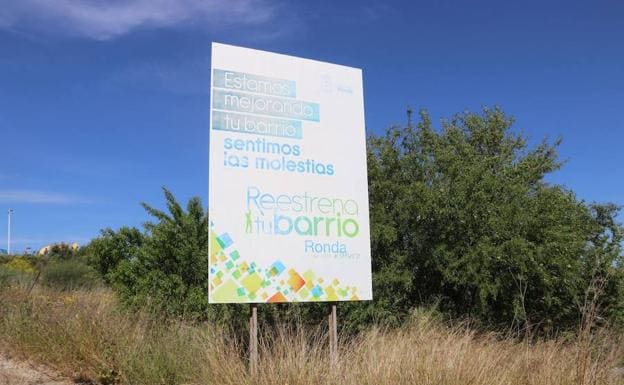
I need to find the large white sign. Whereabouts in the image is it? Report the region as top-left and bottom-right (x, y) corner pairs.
(209, 43), (371, 303)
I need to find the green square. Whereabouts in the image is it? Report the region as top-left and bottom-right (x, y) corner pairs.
(241, 273), (263, 294)
(299, 288), (309, 298)
(237, 287), (245, 296)
(216, 271), (223, 278)
(225, 260), (234, 270)
(230, 250), (240, 260)
(232, 270), (241, 279)
(248, 292), (256, 300)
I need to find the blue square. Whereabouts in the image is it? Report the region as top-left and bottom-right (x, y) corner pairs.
(311, 285), (323, 298)
(217, 233), (233, 248)
(270, 261), (286, 275)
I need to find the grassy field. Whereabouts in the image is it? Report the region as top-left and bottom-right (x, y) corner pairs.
(0, 286), (622, 385)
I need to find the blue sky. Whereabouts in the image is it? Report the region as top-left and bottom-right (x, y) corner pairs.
(0, 0), (623, 252)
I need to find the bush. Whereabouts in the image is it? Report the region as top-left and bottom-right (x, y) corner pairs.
(110, 188), (211, 320)
(83, 227), (144, 283)
(0, 267), (15, 287)
(0, 257), (37, 288)
(364, 107), (624, 332)
(3, 257), (37, 274)
(42, 259), (101, 290)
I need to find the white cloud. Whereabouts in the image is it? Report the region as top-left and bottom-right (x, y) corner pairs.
(0, 0), (278, 40)
(0, 190), (92, 204)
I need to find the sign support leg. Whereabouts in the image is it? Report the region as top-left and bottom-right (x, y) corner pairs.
(249, 303), (258, 375)
(329, 303), (338, 365)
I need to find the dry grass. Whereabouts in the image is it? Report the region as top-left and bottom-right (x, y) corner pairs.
(0, 286), (622, 385)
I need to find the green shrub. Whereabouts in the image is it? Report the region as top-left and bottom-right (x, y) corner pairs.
(3, 257), (37, 274)
(364, 107), (624, 332)
(110, 188), (212, 321)
(0, 266), (14, 287)
(0, 257), (37, 288)
(83, 226), (144, 283)
(42, 259), (101, 290)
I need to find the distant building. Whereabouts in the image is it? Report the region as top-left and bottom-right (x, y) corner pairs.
(38, 246), (51, 255)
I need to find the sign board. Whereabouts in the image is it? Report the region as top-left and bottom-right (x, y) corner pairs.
(209, 43), (371, 303)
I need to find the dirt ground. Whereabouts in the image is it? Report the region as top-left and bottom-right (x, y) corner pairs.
(0, 354), (71, 385)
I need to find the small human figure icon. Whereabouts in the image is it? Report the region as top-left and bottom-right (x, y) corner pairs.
(245, 210), (253, 234)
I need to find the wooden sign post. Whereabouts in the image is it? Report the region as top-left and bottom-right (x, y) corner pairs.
(329, 303), (338, 365)
(249, 304), (258, 375)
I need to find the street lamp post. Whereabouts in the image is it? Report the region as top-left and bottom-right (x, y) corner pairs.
(7, 209), (13, 255)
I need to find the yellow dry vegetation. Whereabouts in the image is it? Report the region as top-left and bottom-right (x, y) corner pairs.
(0, 286), (622, 385)
(2, 257), (36, 274)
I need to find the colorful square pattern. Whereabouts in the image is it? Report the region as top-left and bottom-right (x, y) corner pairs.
(209, 225), (360, 303)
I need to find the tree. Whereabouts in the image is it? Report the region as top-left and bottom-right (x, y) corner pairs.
(83, 227), (144, 283)
(111, 188), (208, 318)
(362, 107), (624, 332)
